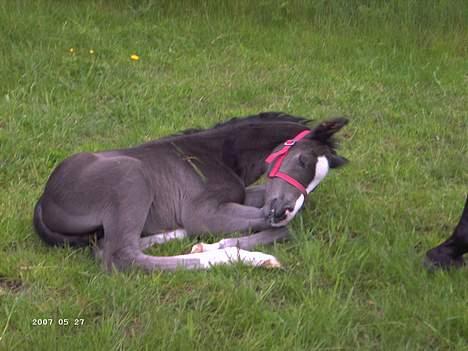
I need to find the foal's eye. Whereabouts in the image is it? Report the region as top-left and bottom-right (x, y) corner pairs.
(298, 155), (307, 168)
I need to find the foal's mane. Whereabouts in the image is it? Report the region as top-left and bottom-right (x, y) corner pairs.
(176, 112), (312, 136)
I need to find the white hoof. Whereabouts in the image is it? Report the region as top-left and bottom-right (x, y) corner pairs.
(205, 247), (281, 269)
(244, 250), (282, 268)
(190, 243), (204, 253)
(190, 242), (221, 253)
(259, 257), (282, 268)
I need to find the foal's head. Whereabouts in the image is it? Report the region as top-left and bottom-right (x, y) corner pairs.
(264, 117), (349, 226)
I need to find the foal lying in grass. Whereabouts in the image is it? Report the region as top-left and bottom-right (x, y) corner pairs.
(34, 112), (348, 271)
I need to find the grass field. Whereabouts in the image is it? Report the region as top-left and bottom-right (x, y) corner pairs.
(1, 0), (467, 349)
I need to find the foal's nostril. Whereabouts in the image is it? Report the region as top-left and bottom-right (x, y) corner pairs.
(267, 198), (292, 222)
(275, 211), (285, 220)
(274, 207), (291, 220)
(268, 199), (278, 215)
(268, 208), (275, 218)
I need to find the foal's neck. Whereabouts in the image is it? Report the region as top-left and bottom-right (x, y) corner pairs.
(157, 121), (310, 186)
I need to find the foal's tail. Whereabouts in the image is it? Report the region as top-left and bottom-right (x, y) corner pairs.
(33, 200), (91, 247)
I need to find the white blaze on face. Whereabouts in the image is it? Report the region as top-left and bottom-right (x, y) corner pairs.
(305, 156), (329, 193)
(271, 156), (329, 227)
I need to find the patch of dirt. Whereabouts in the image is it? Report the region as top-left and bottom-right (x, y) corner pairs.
(124, 318), (144, 338)
(0, 276), (25, 294)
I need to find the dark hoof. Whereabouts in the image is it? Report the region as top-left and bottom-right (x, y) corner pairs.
(423, 250), (465, 271)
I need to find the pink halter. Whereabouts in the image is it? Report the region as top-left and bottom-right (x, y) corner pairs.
(265, 130), (311, 196)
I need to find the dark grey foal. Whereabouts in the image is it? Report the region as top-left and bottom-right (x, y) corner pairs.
(33, 112), (348, 272)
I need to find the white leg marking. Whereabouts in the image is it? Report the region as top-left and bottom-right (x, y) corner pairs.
(191, 240), (224, 253)
(177, 247), (281, 269)
(140, 229), (188, 249)
(271, 156), (329, 227)
(156, 229), (187, 242)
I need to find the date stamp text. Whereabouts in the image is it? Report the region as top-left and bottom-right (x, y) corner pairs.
(32, 318), (85, 326)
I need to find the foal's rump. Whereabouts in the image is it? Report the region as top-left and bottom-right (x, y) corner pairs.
(33, 199), (98, 247)
(33, 152), (147, 247)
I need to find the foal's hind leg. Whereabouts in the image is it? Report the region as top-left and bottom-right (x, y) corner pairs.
(118, 247), (281, 270)
(97, 168), (213, 271)
(94, 230), (189, 258)
(100, 183), (153, 271)
(191, 227), (289, 253)
(100, 195), (201, 271)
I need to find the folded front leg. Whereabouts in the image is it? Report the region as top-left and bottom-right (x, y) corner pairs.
(191, 227), (289, 253)
(244, 184), (266, 208)
(183, 202), (271, 235)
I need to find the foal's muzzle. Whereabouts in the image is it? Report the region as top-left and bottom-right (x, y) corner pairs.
(267, 198), (293, 224)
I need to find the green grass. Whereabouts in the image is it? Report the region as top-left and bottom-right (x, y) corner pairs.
(1, 0), (467, 349)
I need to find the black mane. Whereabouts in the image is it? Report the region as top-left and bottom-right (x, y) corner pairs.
(176, 112), (312, 136)
(214, 112), (311, 129)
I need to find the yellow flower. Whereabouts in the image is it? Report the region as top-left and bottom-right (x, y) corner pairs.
(130, 54), (140, 61)
(69, 48), (75, 53)
(89, 49), (94, 54)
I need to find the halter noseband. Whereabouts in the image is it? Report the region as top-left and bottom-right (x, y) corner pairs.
(265, 130), (311, 196)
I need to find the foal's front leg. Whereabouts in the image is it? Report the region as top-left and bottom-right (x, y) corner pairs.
(183, 202), (271, 235)
(191, 227), (289, 253)
(244, 184), (266, 208)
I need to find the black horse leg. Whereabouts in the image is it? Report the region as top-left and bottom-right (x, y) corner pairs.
(425, 195), (468, 269)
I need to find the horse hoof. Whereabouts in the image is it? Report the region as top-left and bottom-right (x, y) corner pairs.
(423, 254), (465, 271)
(260, 258), (282, 269)
(191, 243), (205, 253)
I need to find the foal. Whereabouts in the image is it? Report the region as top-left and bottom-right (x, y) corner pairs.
(33, 112), (348, 271)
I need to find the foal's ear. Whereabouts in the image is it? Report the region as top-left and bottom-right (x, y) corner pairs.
(310, 117), (349, 141)
(328, 154), (348, 169)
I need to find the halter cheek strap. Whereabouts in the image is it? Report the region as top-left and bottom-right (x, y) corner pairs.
(265, 130), (311, 197)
